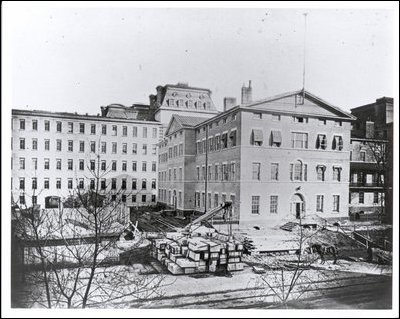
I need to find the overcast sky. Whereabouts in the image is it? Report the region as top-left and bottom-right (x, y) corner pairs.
(7, 5), (396, 113)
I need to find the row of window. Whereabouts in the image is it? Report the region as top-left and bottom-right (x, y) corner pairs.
(195, 113), (237, 134)
(250, 194), (341, 214)
(14, 158), (157, 173)
(193, 192), (236, 210)
(352, 191), (381, 204)
(16, 138), (157, 155)
(196, 129), (237, 155)
(17, 193), (156, 206)
(17, 119), (158, 138)
(250, 130), (344, 151)
(252, 113), (343, 127)
(159, 189), (183, 207)
(159, 143), (184, 163)
(196, 162), (236, 182)
(16, 177), (156, 191)
(167, 98), (211, 110)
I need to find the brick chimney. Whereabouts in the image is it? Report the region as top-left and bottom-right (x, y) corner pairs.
(365, 121), (375, 139)
(241, 80), (252, 104)
(223, 97), (237, 111)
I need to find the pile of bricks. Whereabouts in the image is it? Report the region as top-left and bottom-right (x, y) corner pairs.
(150, 230), (244, 275)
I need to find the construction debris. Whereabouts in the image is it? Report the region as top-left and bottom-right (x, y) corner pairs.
(150, 230), (244, 275)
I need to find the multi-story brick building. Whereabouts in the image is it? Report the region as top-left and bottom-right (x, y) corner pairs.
(11, 104), (160, 209)
(349, 97), (393, 222)
(158, 88), (356, 228)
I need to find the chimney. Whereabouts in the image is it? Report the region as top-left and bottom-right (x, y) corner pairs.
(365, 121), (375, 139)
(241, 80), (252, 104)
(223, 97), (237, 111)
(149, 94), (157, 109)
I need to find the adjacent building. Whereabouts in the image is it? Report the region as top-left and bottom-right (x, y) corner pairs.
(349, 97), (393, 222)
(11, 105), (161, 210)
(158, 88), (356, 228)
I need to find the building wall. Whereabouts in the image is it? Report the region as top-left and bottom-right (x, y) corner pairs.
(238, 107), (351, 228)
(12, 110), (160, 208)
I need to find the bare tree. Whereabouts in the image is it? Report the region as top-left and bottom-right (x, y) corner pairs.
(12, 153), (170, 308)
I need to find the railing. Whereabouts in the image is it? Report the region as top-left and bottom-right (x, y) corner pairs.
(349, 182), (383, 187)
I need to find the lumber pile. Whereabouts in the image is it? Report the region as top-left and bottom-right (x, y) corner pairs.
(150, 230), (244, 275)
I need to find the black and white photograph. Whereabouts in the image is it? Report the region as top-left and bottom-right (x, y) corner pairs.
(2, 2), (398, 318)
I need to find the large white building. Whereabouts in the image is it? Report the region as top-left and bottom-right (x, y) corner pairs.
(11, 105), (161, 210)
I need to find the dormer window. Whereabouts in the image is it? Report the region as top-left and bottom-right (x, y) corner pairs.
(294, 116), (308, 123)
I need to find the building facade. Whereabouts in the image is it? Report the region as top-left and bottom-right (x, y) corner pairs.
(158, 90), (356, 228)
(11, 105), (160, 209)
(349, 97), (393, 222)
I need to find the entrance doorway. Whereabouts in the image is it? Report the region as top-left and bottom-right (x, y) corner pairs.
(291, 193), (305, 219)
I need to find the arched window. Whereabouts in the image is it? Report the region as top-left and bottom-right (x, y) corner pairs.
(290, 160), (307, 181)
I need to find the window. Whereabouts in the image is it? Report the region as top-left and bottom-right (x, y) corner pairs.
(122, 126), (127, 136)
(196, 167), (200, 180)
(90, 124), (96, 135)
(296, 94), (304, 105)
(271, 163), (279, 180)
(79, 160), (84, 170)
(90, 141), (96, 153)
(132, 195), (136, 203)
(179, 167), (183, 180)
(142, 179), (147, 190)
(253, 112), (262, 119)
(318, 118), (326, 125)
(332, 135), (343, 151)
(112, 125), (117, 136)
(44, 158), (50, 170)
(122, 161), (127, 171)
(121, 178), (127, 190)
(360, 151), (366, 162)
(101, 179), (106, 190)
(270, 131), (282, 147)
(230, 163), (236, 181)
(68, 122), (73, 133)
(316, 165), (326, 181)
(152, 179), (156, 190)
(56, 178), (61, 189)
(112, 143), (117, 154)
(56, 139), (62, 151)
(111, 178), (117, 190)
(79, 141), (85, 152)
(132, 126), (137, 137)
(221, 133), (228, 148)
(291, 132), (308, 149)
(19, 178), (25, 190)
(214, 164), (219, 180)
(20, 119), (25, 130)
(152, 128), (157, 138)
(68, 179), (73, 189)
(19, 138), (25, 150)
(79, 123), (85, 134)
(333, 167), (341, 181)
(316, 134), (327, 150)
(32, 138), (38, 150)
(68, 140), (73, 152)
(122, 143), (127, 154)
(152, 161), (157, 172)
(68, 159), (73, 170)
(316, 195), (324, 212)
(44, 120), (50, 131)
(132, 143), (137, 154)
(142, 161), (147, 172)
(102, 124), (107, 135)
(32, 177), (37, 189)
(334, 120), (342, 127)
(142, 195), (147, 203)
(333, 195), (340, 212)
(132, 161), (137, 172)
(270, 196), (278, 214)
(215, 135), (221, 151)
(132, 179), (137, 190)
(173, 145), (178, 157)
(56, 159), (61, 170)
(252, 163), (261, 180)
(90, 160), (95, 171)
(222, 164), (229, 181)
(32, 120), (38, 131)
(32, 196), (37, 206)
(44, 139), (50, 151)
(169, 99), (175, 107)
(272, 114), (281, 121)
(57, 121), (62, 132)
(152, 144), (157, 155)
(359, 192), (364, 204)
(101, 160), (106, 171)
(19, 195), (25, 205)
(112, 161), (117, 171)
(19, 157), (25, 170)
(251, 196), (260, 214)
(294, 116), (308, 123)
(290, 160), (307, 181)
(251, 129), (263, 146)
(142, 127), (147, 138)
(111, 195), (117, 202)
(373, 192), (379, 204)
(32, 158), (37, 170)
(44, 178), (50, 189)
(101, 142), (106, 154)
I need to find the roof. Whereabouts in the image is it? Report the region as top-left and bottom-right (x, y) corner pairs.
(164, 83), (212, 93)
(164, 114), (208, 136)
